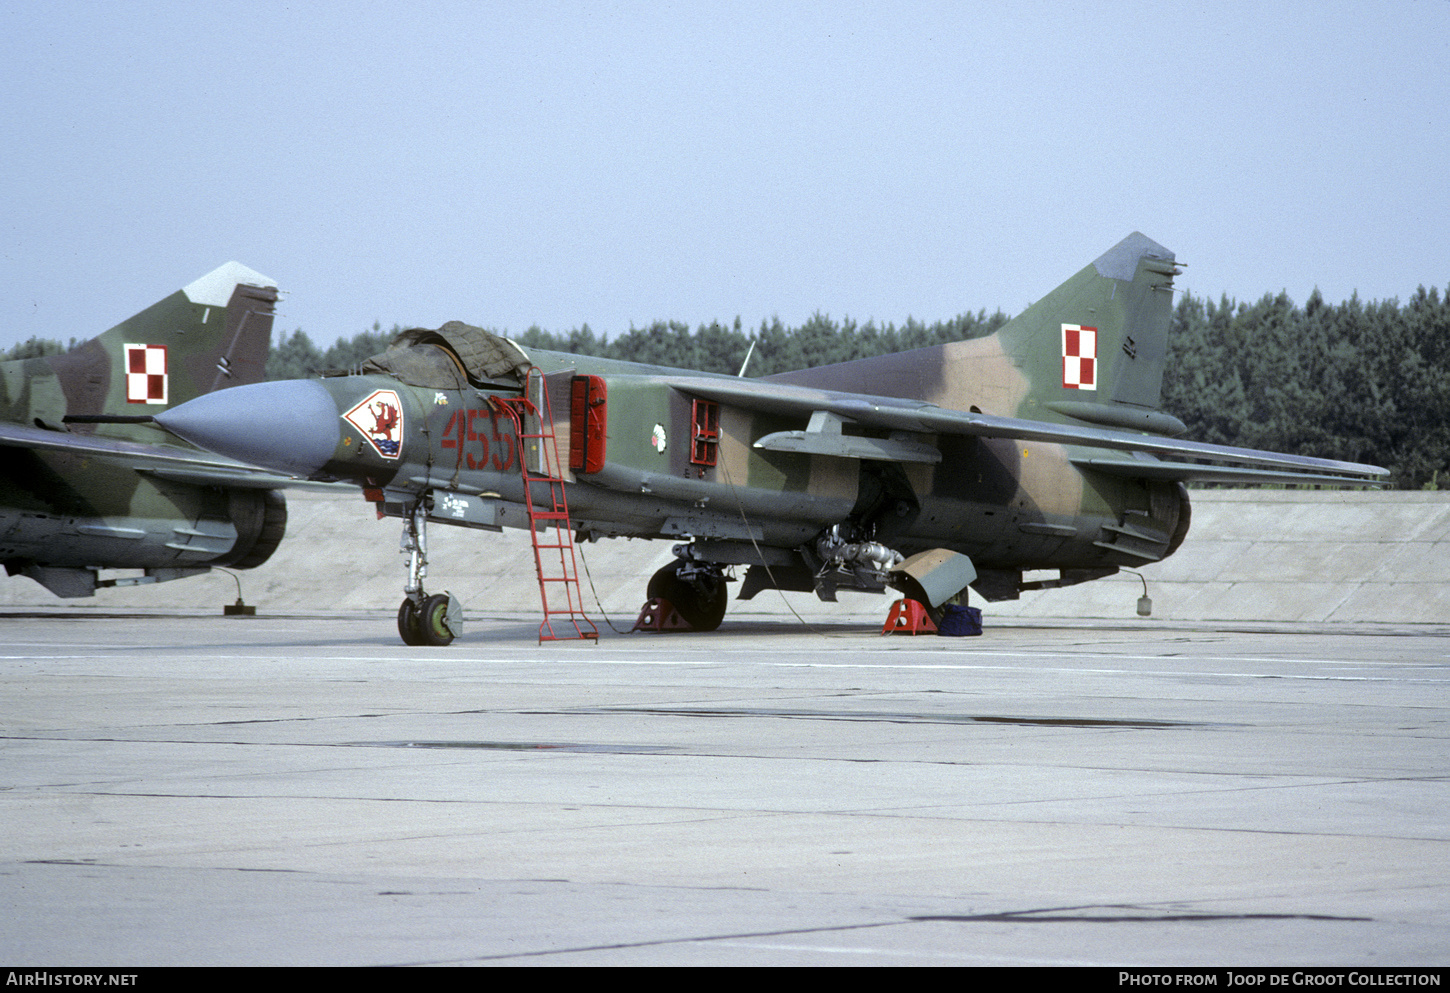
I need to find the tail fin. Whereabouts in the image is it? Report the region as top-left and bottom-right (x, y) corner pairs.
(764, 233), (1185, 433)
(997, 232), (1185, 434)
(39, 262), (278, 432)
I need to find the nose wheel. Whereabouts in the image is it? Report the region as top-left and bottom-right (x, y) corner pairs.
(398, 592), (459, 646)
(398, 596), (422, 644)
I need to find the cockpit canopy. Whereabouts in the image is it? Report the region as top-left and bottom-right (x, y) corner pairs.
(358, 321), (531, 389)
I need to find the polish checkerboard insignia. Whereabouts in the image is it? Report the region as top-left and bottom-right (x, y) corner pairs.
(125, 343), (168, 404)
(1061, 324), (1097, 390)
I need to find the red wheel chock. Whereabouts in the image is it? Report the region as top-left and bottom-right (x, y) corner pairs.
(632, 597), (695, 632)
(882, 598), (937, 635)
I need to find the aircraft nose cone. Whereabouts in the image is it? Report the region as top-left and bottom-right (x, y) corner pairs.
(156, 379), (341, 477)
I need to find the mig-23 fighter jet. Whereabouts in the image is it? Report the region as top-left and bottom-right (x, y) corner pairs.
(154, 234), (1388, 644)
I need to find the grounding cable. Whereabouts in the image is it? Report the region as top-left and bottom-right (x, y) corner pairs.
(718, 458), (841, 637)
(575, 540), (636, 635)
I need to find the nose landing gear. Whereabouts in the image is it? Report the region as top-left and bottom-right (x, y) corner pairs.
(396, 499), (463, 646)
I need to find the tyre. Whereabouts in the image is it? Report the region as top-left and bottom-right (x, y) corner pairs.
(646, 563), (728, 631)
(419, 593), (457, 646)
(398, 598), (425, 646)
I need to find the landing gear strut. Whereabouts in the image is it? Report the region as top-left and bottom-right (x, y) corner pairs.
(396, 498), (462, 646)
(645, 559), (728, 631)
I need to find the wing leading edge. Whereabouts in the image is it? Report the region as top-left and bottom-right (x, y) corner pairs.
(666, 375), (1388, 486)
(0, 421), (335, 490)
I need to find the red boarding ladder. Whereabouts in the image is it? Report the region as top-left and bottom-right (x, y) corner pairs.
(493, 368), (599, 643)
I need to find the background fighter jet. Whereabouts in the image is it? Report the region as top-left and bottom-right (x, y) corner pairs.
(0, 263), (298, 597)
(157, 234), (1388, 644)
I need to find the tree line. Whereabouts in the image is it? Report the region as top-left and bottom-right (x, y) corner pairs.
(1160, 287), (1450, 490)
(260, 310), (1013, 382)
(6, 287), (1447, 488)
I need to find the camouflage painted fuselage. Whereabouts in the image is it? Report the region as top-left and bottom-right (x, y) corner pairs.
(289, 351), (1184, 606)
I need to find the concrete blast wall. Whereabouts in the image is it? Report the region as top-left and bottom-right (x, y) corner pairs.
(2, 490), (1447, 626)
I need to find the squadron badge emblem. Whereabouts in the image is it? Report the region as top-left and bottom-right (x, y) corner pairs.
(343, 389), (404, 459)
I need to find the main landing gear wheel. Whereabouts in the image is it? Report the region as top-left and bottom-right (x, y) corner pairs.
(647, 561), (728, 631)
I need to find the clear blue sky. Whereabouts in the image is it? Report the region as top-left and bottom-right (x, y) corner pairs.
(4, 1), (1447, 352)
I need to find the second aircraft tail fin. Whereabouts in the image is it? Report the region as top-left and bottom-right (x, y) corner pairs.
(38, 263), (279, 432)
(24, 265), (279, 446)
